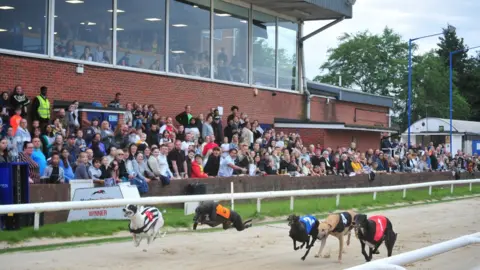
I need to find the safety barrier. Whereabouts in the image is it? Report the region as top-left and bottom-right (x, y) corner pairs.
(345, 232), (480, 270)
(0, 179), (479, 230)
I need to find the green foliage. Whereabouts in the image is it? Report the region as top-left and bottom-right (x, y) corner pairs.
(315, 25), (479, 131)
(314, 27), (409, 96)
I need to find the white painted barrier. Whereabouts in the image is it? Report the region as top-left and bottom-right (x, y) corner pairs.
(0, 179), (478, 231)
(345, 232), (480, 270)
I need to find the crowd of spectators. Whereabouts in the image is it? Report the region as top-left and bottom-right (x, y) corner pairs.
(1, 86), (479, 194)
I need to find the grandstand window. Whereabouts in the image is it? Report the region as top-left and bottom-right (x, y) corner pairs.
(116, 0), (166, 71)
(54, 0), (113, 63)
(251, 10), (276, 88)
(168, 0), (211, 78)
(277, 20), (298, 90)
(212, 0), (248, 84)
(0, 0), (48, 54)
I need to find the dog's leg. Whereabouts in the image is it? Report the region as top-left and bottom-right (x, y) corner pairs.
(293, 239), (300, 251)
(386, 231), (397, 257)
(346, 228), (352, 246)
(368, 247), (373, 262)
(133, 234), (141, 247)
(372, 241), (382, 255)
(301, 237), (316, 261)
(314, 236), (327, 258)
(360, 241), (369, 262)
(338, 234), (344, 263)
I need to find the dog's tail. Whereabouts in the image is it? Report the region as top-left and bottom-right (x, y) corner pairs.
(243, 219), (253, 225)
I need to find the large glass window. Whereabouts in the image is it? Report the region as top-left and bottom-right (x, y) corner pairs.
(169, 0), (210, 78)
(212, 0), (248, 83)
(0, 0), (48, 54)
(252, 11), (276, 87)
(54, 0), (113, 63)
(277, 20), (297, 90)
(116, 0), (166, 71)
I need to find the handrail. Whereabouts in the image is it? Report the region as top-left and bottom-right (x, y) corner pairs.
(345, 232), (480, 270)
(0, 178), (478, 230)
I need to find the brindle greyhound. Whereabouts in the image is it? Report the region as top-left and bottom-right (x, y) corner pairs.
(315, 210), (357, 263)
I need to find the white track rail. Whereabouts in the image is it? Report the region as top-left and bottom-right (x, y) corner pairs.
(0, 179), (478, 230)
(345, 232), (480, 270)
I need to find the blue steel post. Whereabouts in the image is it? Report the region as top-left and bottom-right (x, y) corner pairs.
(449, 52), (453, 155)
(407, 39), (413, 149)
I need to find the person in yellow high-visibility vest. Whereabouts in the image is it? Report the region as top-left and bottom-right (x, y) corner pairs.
(32, 86), (51, 128)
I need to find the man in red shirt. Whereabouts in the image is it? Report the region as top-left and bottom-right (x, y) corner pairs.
(202, 135), (219, 156)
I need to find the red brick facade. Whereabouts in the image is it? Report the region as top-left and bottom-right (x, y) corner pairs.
(1, 54), (389, 150)
(274, 128), (380, 151)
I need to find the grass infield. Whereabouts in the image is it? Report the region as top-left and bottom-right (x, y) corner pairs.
(0, 185), (479, 246)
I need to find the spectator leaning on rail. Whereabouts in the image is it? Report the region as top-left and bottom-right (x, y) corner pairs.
(32, 86), (51, 129)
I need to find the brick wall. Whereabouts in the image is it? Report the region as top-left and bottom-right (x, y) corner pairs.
(272, 128), (380, 151)
(0, 54), (303, 125)
(1, 54), (390, 129)
(309, 97), (389, 127)
(273, 127), (326, 147)
(324, 130), (381, 152)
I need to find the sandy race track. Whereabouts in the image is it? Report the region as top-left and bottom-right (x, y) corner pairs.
(1, 198), (480, 270)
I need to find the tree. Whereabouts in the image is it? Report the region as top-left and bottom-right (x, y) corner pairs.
(395, 52), (471, 130)
(436, 25), (468, 75)
(314, 27), (409, 96)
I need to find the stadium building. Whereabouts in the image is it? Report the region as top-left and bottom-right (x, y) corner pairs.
(0, 0), (395, 149)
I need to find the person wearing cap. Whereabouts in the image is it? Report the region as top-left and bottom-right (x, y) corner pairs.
(212, 115), (223, 145)
(32, 86), (51, 129)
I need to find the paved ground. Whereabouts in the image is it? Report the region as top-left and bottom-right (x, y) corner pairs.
(1, 198), (479, 270)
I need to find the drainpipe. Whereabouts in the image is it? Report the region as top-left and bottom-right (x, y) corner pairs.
(299, 17), (345, 121)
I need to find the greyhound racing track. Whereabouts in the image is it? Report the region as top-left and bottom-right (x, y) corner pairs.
(2, 198), (480, 270)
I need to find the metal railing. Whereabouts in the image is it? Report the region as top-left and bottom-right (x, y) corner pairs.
(0, 179), (478, 231)
(345, 232), (480, 270)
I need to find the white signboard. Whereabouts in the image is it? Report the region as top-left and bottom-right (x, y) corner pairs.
(67, 185), (140, 222)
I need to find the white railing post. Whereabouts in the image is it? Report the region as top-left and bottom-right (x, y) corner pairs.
(256, 198), (261, 213)
(290, 196), (294, 211)
(451, 184), (454, 194)
(34, 212), (40, 231)
(429, 186), (432, 196)
(403, 188), (407, 198)
(373, 191), (377, 200)
(469, 182), (472, 191)
(336, 194), (340, 207)
(230, 182), (234, 210)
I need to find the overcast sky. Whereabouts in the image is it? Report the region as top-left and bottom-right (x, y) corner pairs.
(303, 0), (479, 80)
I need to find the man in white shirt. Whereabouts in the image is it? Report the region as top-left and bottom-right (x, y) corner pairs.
(181, 132), (194, 155)
(158, 144), (174, 178)
(218, 149), (247, 177)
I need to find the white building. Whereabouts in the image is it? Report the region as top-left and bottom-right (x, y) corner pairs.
(401, 117), (480, 155)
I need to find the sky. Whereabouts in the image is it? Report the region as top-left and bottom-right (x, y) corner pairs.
(303, 0), (480, 80)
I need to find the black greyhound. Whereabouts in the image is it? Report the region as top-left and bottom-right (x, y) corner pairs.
(287, 214), (320, 261)
(193, 201), (252, 231)
(353, 214), (397, 262)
